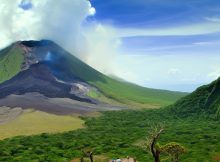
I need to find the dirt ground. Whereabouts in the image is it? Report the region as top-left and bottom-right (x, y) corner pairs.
(0, 107), (22, 124)
(0, 93), (126, 115)
(110, 158), (136, 162)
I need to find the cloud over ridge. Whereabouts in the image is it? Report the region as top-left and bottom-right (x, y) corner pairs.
(0, 0), (94, 51)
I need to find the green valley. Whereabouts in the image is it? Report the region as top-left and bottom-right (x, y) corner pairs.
(0, 109), (219, 162)
(0, 78), (220, 161)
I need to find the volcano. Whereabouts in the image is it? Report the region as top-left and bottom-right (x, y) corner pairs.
(0, 40), (186, 114)
(0, 41), (95, 104)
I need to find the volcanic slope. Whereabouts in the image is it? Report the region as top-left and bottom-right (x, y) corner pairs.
(0, 40), (186, 110)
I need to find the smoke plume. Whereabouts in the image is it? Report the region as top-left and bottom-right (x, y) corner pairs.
(0, 0), (121, 75)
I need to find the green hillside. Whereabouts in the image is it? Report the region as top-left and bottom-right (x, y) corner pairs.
(0, 41), (186, 107)
(59, 47), (186, 107)
(0, 45), (24, 83)
(169, 78), (220, 118)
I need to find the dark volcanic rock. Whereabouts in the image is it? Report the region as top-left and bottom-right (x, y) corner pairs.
(21, 40), (54, 47)
(0, 63), (94, 103)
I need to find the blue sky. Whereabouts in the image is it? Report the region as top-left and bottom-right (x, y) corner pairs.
(4, 0), (220, 92)
(91, 0), (220, 27)
(19, 0), (33, 10)
(90, 0), (220, 92)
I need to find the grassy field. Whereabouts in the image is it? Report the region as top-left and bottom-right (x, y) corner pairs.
(0, 110), (84, 140)
(0, 109), (219, 162)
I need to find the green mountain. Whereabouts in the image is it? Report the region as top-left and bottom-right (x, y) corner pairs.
(169, 78), (220, 118)
(0, 40), (186, 107)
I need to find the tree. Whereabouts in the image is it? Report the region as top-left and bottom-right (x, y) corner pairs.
(145, 125), (186, 162)
(145, 125), (164, 162)
(161, 142), (186, 162)
(82, 149), (94, 162)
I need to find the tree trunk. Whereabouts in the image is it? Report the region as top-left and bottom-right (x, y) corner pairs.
(89, 153), (93, 162)
(154, 150), (160, 162)
(150, 128), (163, 162)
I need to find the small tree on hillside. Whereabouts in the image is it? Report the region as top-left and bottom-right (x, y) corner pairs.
(145, 125), (164, 162)
(161, 142), (186, 162)
(82, 149), (94, 162)
(145, 124), (186, 162)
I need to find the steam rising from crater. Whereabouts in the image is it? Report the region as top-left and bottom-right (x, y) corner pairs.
(0, 0), (119, 75)
(45, 51), (52, 61)
(0, 0), (93, 49)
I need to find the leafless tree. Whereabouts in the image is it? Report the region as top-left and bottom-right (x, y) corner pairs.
(145, 124), (164, 162)
(82, 149), (94, 162)
(145, 124), (186, 162)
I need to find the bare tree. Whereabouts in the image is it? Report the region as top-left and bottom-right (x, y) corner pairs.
(145, 125), (164, 162)
(80, 157), (84, 162)
(82, 149), (94, 162)
(145, 124), (186, 162)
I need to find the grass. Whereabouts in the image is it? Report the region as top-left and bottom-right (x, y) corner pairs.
(87, 89), (100, 98)
(0, 45), (24, 83)
(0, 109), (219, 162)
(0, 110), (84, 140)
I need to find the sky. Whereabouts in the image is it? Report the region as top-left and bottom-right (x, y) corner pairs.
(0, 0), (220, 92)
(88, 0), (220, 92)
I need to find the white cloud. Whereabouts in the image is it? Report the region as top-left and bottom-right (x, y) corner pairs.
(88, 3), (96, 16)
(82, 24), (121, 74)
(1, 0), (220, 92)
(208, 68), (220, 80)
(205, 17), (220, 22)
(113, 53), (220, 92)
(0, 0), (93, 53)
(168, 68), (180, 75)
(193, 41), (220, 45)
(116, 22), (220, 37)
(0, 0), (117, 75)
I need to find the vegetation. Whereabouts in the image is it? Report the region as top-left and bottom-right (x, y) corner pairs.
(145, 125), (164, 162)
(0, 41), (219, 162)
(0, 45), (24, 83)
(0, 109), (219, 162)
(82, 149), (94, 162)
(145, 125), (185, 162)
(0, 110), (84, 140)
(169, 77), (220, 118)
(161, 142), (186, 162)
